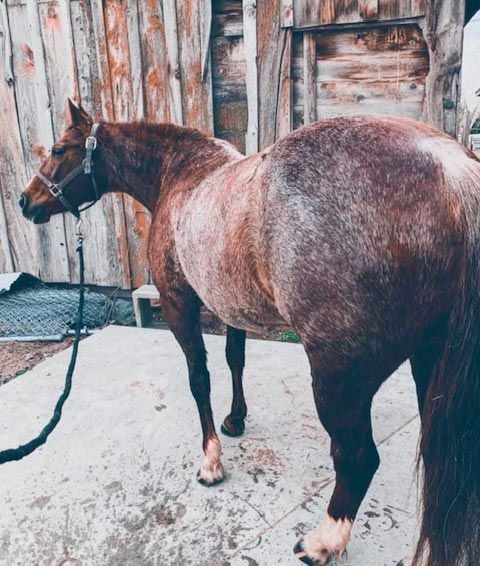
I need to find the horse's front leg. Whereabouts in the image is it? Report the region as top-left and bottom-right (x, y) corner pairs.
(161, 293), (225, 486)
(221, 326), (247, 437)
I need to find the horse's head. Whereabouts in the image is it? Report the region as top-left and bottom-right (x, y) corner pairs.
(19, 99), (102, 223)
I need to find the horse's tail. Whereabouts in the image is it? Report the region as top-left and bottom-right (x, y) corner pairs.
(414, 157), (480, 566)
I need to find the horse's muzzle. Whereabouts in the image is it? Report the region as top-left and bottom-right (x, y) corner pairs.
(19, 196), (50, 224)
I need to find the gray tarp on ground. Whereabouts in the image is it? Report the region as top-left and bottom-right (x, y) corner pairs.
(0, 272), (111, 340)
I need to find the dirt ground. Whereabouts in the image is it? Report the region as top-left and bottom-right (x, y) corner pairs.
(0, 340), (73, 386)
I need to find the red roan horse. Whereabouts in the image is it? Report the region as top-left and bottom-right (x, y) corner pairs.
(20, 100), (480, 566)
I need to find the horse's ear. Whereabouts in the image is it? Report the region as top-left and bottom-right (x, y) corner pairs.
(67, 98), (91, 127)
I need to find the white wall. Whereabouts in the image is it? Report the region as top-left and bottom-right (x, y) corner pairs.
(461, 10), (480, 135)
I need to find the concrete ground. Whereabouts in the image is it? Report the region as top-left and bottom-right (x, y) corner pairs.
(0, 326), (420, 566)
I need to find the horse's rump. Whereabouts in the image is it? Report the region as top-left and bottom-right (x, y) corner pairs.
(258, 117), (474, 369)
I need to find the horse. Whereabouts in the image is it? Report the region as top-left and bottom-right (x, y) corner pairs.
(19, 99), (480, 566)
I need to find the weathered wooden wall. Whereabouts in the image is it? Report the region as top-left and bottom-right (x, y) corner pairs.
(0, 0), (467, 287)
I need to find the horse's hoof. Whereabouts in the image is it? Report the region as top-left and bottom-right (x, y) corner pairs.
(294, 540), (339, 565)
(221, 416), (245, 437)
(294, 541), (314, 565)
(196, 465), (225, 487)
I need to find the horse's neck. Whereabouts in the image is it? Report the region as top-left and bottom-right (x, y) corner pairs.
(98, 123), (240, 212)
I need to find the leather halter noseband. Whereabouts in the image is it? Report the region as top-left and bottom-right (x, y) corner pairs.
(35, 123), (101, 218)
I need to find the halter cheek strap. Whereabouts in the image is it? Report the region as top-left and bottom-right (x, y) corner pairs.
(35, 122), (101, 219)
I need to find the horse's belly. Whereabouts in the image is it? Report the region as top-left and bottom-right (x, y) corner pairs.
(208, 301), (288, 333)
(194, 278), (288, 333)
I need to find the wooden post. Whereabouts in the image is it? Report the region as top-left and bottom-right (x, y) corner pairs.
(242, 0), (258, 155)
(422, 0), (466, 137)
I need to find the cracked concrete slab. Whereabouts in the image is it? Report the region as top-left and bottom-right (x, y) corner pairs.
(0, 326), (420, 565)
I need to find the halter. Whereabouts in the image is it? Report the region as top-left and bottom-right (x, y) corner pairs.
(35, 123), (101, 218)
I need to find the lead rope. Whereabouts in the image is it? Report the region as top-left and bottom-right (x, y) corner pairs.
(0, 220), (85, 464)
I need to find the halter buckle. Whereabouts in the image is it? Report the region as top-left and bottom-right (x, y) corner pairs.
(85, 136), (97, 151)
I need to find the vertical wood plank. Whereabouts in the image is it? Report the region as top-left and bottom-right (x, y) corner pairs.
(103, 0), (149, 289)
(0, 1), (36, 276)
(211, 0), (247, 152)
(10, 0), (71, 282)
(38, 0), (77, 137)
(280, 0), (294, 28)
(276, 29), (293, 139)
(303, 32), (316, 124)
(257, 0), (290, 148)
(125, 0), (145, 119)
(335, 0), (361, 23)
(176, 1), (213, 133)
(67, 0), (131, 288)
(0, 190), (13, 273)
(89, 0), (131, 288)
(0, 0), (16, 272)
(320, 0), (336, 24)
(163, 0), (183, 125)
(200, 0), (212, 81)
(124, 0), (149, 288)
(294, 0), (336, 27)
(89, 0), (115, 119)
(422, 0), (466, 137)
(38, 0), (88, 284)
(398, 0), (411, 19)
(378, 0), (400, 20)
(410, 0), (427, 17)
(358, 0), (379, 21)
(136, 0), (176, 123)
(199, 1), (214, 134)
(242, 0), (258, 154)
(26, 0), (69, 283)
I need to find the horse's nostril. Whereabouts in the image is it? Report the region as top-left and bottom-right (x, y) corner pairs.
(19, 194), (28, 212)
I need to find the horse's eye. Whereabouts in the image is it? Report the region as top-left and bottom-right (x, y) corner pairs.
(51, 146), (65, 156)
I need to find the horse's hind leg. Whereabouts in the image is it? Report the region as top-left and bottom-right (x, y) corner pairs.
(221, 326), (247, 437)
(161, 291), (225, 486)
(294, 347), (380, 565)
